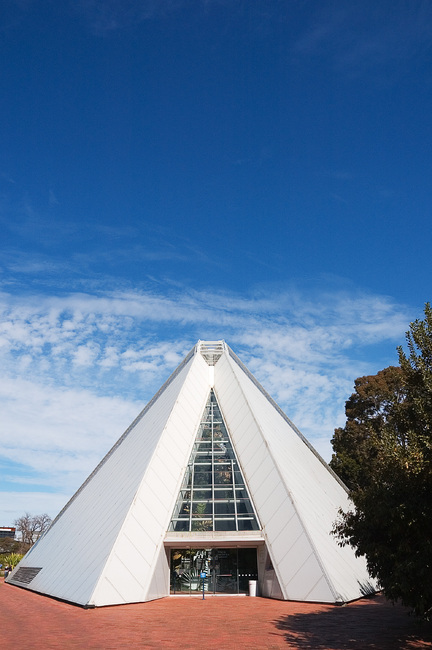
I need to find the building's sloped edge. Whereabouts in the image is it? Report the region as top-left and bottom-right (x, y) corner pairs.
(8, 350), (199, 606)
(47, 346), (196, 535)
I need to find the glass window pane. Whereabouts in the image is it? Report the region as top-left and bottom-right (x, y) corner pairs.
(236, 500), (255, 515)
(214, 488), (233, 499)
(194, 469), (212, 486)
(214, 501), (235, 515)
(171, 520), (189, 532)
(192, 502), (212, 516)
(182, 468), (193, 488)
(193, 489), (212, 499)
(191, 519), (212, 531)
(197, 442), (212, 450)
(215, 519), (236, 531)
(169, 389), (260, 532)
(237, 518), (260, 531)
(214, 470), (232, 485)
(233, 470), (244, 485)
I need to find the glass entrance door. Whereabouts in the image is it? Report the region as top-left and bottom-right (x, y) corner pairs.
(170, 548), (258, 595)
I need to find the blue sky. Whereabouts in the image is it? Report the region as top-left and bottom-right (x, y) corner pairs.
(0, 0), (431, 524)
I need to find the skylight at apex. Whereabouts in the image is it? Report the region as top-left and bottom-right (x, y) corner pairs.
(198, 340), (225, 365)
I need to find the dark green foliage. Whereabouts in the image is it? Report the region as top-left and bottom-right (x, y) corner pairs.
(398, 302), (432, 442)
(332, 304), (432, 619)
(0, 536), (20, 555)
(330, 365), (405, 490)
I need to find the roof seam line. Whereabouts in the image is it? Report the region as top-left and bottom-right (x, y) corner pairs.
(227, 347), (349, 492)
(225, 344), (340, 603)
(48, 346), (197, 532)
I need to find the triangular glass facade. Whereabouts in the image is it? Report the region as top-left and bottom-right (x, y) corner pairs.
(169, 390), (260, 532)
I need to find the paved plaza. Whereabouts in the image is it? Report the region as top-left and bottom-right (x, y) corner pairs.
(1, 583), (431, 649)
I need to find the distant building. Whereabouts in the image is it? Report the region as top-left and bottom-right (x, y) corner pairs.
(7, 341), (377, 607)
(0, 527), (16, 539)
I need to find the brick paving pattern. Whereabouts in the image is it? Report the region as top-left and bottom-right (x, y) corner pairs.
(1, 582), (431, 649)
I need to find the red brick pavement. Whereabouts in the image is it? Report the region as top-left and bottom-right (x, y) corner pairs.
(1, 582), (431, 649)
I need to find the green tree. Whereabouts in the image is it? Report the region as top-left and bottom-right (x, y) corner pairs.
(0, 536), (20, 555)
(332, 304), (432, 618)
(330, 365), (405, 490)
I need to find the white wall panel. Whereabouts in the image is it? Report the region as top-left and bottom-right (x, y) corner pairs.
(279, 551), (333, 602)
(125, 512), (158, 563)
(145, 546), (170, 602)
(305, 574), (334, 602)
(91, 351), (210, 605)
(260, 547), (284, 600)
(246, 453), (280, 498)
(10, 349), (209, 606)
(10, 341), (376, 606)
(216, 349), (377, 603)
(214, 354), (298, 601)
(269, 511), (303, 561)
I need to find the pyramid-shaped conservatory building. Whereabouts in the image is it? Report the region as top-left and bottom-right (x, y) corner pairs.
(8, 341), (376, 606)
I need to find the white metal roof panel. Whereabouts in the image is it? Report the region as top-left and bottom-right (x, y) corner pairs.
(219, 346), (376, 602)
(90, 351), (210, 605)
(9, 340), (376, 606)
(9, 349), (205, 605)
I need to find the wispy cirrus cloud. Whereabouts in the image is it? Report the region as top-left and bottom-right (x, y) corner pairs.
(0, 188), (221, 281)
(292, 1), (432, 76)
(73, 0), (183, 33)
(0, 284), (410, 378)
(0, 281), (416, 523)
(73, 0), (243, 34)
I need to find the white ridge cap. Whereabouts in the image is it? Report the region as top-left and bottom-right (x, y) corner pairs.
(197, 339), (225, 365)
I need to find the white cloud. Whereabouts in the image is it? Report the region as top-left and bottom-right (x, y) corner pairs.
(0, 376), (138, 466)
(0, 374), (140, 523)
(72, 342), (100, 367)
(0, 283), (416, 525)
(0, 492), (72, 525)
(74, 0), (180, 34)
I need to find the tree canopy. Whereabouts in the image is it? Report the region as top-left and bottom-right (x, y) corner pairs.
(330, 365), (405, 491)
(331, 303), (432, 618)
(14, 513), (52, 551)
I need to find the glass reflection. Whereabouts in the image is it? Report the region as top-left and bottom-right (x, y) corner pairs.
(169, 390), (259, 532)
(170, 547), (258, 594)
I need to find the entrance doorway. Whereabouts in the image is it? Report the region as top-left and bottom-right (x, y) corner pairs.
(170, 548), (258, 594)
